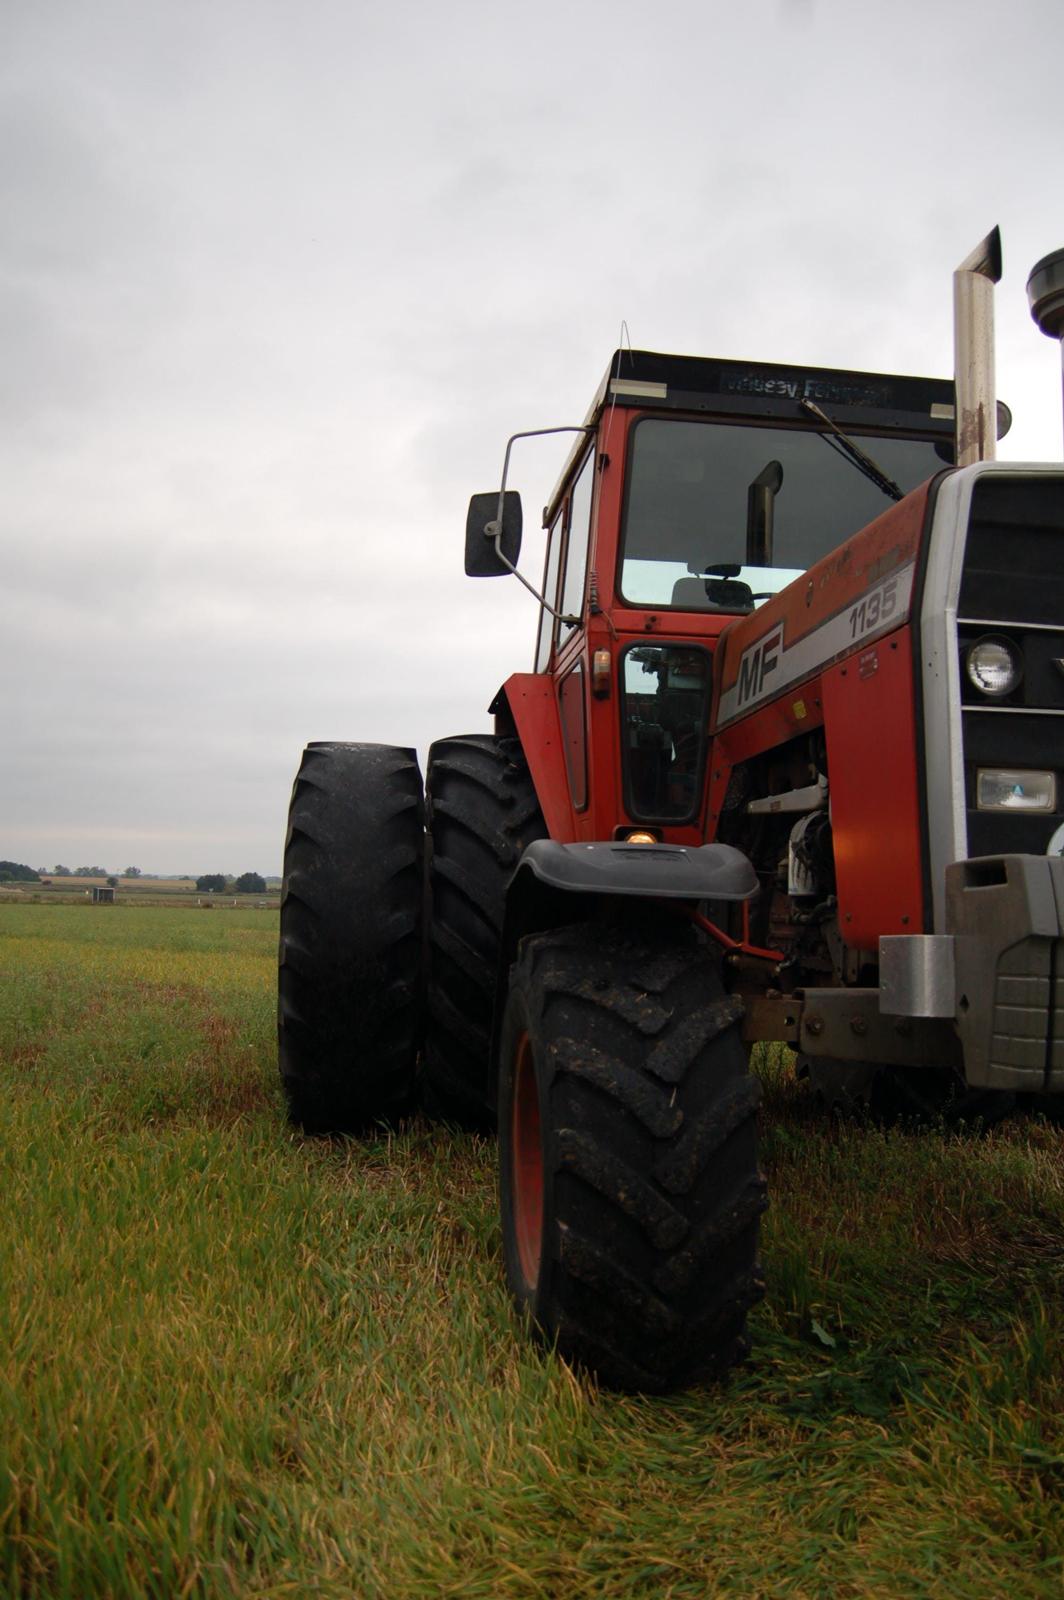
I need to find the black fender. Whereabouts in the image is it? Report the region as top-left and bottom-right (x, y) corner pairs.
(513, 839), (757, 903)
(489, 840), (758, 1091)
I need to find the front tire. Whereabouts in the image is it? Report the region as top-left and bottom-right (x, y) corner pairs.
(499, 922), (766, 1392)
(278, 742), (423, 1133)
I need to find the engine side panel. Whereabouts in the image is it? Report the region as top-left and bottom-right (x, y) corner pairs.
(820, 625), (926, 944)
(712, 481), (936, 732)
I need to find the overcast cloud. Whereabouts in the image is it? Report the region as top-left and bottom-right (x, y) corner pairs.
(3, 0), (1063, 874)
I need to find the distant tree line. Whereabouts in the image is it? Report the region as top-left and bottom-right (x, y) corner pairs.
(2, 859), (269, 894)
(0, 861), (40, 882)
(196, 872), (267, 894)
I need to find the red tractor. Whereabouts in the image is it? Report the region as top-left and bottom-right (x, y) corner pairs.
(278, 232), (1064, 1391)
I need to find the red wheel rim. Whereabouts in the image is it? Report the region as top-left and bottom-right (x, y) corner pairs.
(511, 1029), (544, 1293)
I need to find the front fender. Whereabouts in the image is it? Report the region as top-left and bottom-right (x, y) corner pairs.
(515, 839), (757, 901)
(487, 840), (758, 1095)
(490, 675), (574, 840)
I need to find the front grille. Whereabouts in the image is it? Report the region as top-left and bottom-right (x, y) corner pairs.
(960, 477), (1064, 624)
(958, 476), (1064, 860)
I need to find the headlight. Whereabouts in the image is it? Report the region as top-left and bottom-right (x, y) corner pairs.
(965, 635), (1023, 698)
(976, 769), (1056, 811)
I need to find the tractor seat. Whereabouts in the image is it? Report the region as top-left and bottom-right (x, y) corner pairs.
(672, 574), (757, 611)
(671, 577), (713, 609)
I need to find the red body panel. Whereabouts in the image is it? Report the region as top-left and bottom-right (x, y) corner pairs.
(821, 626), (926, 942)
(499, 673), (575, 841)
(703, 485), (936, 948)
(712, 483), (933, 728)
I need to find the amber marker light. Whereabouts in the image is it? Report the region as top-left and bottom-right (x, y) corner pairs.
(592, 649), (612, 698)
(625, 830), (659, 844)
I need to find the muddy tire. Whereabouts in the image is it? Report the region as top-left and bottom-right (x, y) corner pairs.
(278, 742), (423, 1133)
(424, 734), (545, 1126)
(498, 922), (767, 1392)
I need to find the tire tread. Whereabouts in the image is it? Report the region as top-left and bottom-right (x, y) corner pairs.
(499, 922), (765, 1391)
(277, 742), (424, 1132)
(424, 734), (545, 1124)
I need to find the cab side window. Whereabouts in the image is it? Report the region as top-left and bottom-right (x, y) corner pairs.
(535, 516), (563, 672)
(559, 450), (594, 637)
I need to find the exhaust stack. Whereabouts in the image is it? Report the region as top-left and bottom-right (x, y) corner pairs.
(954, 227), (1002, 467)
(1027, 247), (1064, 457)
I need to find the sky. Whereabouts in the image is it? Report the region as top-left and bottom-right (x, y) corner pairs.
(3, 0), (1063, 875)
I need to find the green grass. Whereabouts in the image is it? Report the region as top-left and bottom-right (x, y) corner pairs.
(1, 903), (1062, 1597)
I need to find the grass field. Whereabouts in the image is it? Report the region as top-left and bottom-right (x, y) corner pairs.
(1, 903), (1062, 1598)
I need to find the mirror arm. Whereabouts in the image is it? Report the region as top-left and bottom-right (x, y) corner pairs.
(489, 535), (578, 625)
(485, 424), (594, 540)
(481, 422), (593, 624)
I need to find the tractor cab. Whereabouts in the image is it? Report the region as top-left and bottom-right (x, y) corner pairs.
(467, 351), (992, 847)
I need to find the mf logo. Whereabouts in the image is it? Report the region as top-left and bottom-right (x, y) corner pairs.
(736, 624), (783, 709)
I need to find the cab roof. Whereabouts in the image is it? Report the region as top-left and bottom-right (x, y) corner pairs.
(543, 349), (958, 527)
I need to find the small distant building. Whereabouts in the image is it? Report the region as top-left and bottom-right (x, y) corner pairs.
(92, 886), (115, 904)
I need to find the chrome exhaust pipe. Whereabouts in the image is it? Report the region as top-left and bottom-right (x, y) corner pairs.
(954, 226), (1002, 467)
(1027, 247), (1064, 458)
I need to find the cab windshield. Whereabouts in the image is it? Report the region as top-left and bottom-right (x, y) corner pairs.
(620, 416), (949, 610)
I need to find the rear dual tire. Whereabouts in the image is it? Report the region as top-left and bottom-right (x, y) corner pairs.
(424, 734), (545, 1126)
(278, 742), (424, 1133)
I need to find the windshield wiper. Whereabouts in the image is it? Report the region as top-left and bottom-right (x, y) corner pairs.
(799, 398), (905, 503)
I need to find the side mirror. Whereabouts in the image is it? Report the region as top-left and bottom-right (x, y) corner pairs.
(465, 491), (523, 577)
